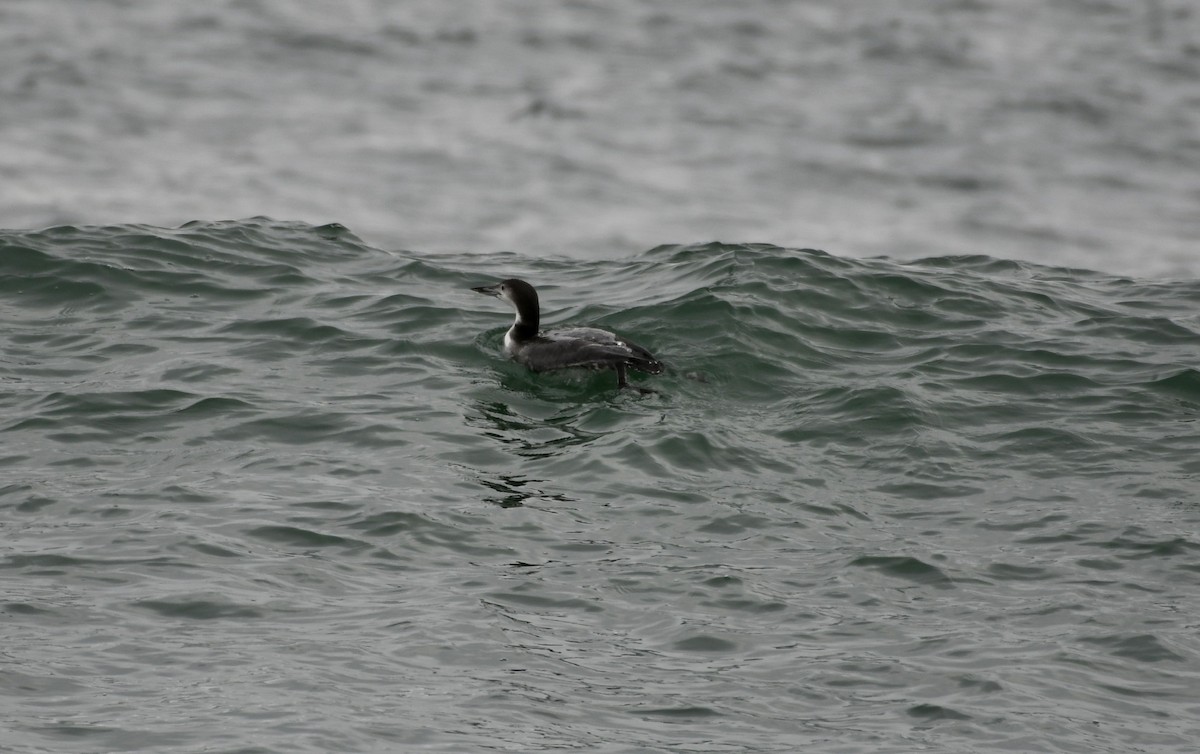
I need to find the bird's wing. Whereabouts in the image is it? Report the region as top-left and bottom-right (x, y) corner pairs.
(541, 328), (663, 373)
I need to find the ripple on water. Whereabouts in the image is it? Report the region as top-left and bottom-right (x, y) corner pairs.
(3, 224), (1200, 752)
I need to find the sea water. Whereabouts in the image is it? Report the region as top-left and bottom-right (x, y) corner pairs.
(2, 219), (1198, 752)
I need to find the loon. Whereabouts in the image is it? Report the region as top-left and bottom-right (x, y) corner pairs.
(472, 278), (663, 389)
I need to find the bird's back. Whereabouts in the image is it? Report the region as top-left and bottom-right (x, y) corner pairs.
(513, 326), (663, 374)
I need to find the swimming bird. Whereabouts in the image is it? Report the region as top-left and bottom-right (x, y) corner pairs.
(472, 278), (663, 390)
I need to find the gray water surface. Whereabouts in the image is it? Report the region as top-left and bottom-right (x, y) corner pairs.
(2, 1), (1199, 275)
(3, 222), (1199, 752)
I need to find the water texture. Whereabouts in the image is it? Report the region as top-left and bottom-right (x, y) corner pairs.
(2, 0), (1199, 275)
(2, 219), (1199, 752)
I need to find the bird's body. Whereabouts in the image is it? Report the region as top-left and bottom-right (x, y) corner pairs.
(472, 278), (663, 389)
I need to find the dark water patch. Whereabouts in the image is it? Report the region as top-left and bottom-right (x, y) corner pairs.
(547, 541), (612, 554)
(38, 724), (121, 740)
(1078, 633), (1185, 663)
(173, 396), (257, 416)
(981, 426), (1100, 453)
(174, 218), (370, 263)
(188, 542), (243, 558)
(673, 635), (738, 653)
(133, 597), (264, 620)
(849, 555), (955, 588)
(637, 706), (722, 719)
(873, 481), (984, 500)
(1086, 535), (1200, 560)
(1145, 368), (1200, 403)
(907, 703), (972, 721)
(158, 361), (243, 383)
(46, 455), (104, 468)
(2, 553), (178, 575)
(976, 513), (1070, 531)
(696, 513), (775, 535)
(1015, 530), (1086, 545)
(906, 253), (1031, 276)
(94, 342), (159, 359)
(0, 482), (34, 499)
(8, 330), (103, 354)
(35, 388), (199, 416)
(245, 525), (366, 551)
(0, 246), (124, 310)
(987, 563), (1055, 581)
(159, 484), (221, 505)
(15, 496), (55, 513)
(347, 510), (465, 540)
(4, 602), (56, 617)
(798, 500), (870, 521)
(1, 228), (277, 307)
(1074, 315), (1200, 346)
(957, 676), (1003, 693)
(485, 591), (602, 613)
(701, 575), (742, 589)
(1128, 483), (1194, 501)
(705, 596), (787, 614)
(292, 500), (360, 513)
(8, 389), (221, 442)
(0, 275), (113, 310)
(2, 553), (93, 573)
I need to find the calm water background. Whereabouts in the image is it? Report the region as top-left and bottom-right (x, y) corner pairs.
(2, 2), (1200, 754)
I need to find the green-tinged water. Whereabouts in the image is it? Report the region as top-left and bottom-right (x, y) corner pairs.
(3, 219), (1199, 753)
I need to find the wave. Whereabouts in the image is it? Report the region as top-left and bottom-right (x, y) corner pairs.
(2, 220), (1197, 490)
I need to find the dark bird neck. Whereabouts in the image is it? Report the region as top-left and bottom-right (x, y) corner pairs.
(510, 317), (539, 341)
